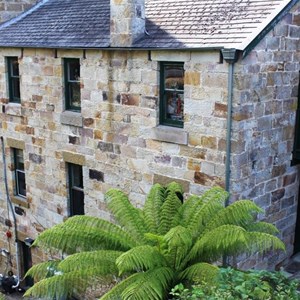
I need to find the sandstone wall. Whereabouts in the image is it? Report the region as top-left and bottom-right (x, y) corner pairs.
(0, 48), (228, 270)
(231, 2), (300, 269)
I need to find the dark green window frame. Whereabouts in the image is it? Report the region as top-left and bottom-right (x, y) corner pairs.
(68, 163), (84, 216)
(160, 62), (184, 128)
(7, 57), (21, 103)
(64, 58), (81, 111)
(13, 148), (26, 198)
(292, 72), (300, 165)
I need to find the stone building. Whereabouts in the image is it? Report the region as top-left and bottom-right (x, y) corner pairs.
(0, 0), (299, 285)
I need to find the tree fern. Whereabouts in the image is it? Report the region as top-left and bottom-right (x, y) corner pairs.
(58, 250), (122, 274)
(158, 182), (183, 235)
(204, 200), (263, 233)
(116, 246), (167, 275)
(163, 226), (192, 269)
(25, 184), (285, 300)
(105, 189), (147, 242)
(120, 267), (174, 300)
(25, 260), (60, 282)
(34, 223), (130, 254)
(143, 183), (166, 233)
(179, 262), (219, 283)
(24, 271), (92, 299)
(245, 221), (279, 235)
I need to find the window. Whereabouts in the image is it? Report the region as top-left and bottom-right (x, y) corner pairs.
(7, 57), (21, 103)
(64, 58), (81, 111)
(19, 240), (33, 287)
(13, 148), (26, 197)
(292, 72), (300, 165)
(160, 62), (184, 128)
(68, 163), (84, 216)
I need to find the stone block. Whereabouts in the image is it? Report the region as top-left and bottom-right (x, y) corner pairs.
(29, 153), (43, 164)
(153, 174), (190, 193)
(6, 137), (25, 149)
(150, 126), (188, 145)
(194, 171), (224, 187)
(151, 51), (191, 62)
(89, 169), (104, 182)
(62, 151), (86, 165)
(60, 111), (83, 127)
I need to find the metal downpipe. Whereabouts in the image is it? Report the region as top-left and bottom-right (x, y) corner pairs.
(221, 48), (238, 206)
(1, 136), (21, 288)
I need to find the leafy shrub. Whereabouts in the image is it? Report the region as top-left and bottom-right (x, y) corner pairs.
(24, 184), (285, 300)
(170, 267), (300, 300)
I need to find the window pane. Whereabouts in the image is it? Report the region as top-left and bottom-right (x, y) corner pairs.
(165, 91), (184, 122)
(15, 149), (24, 170)
(11, 58), (19, 76)
(71, 164), (83, 188)
(16, 170), (26, 197)
(68, 61), (80, 81)
(164, 65), (184, 90)
(12, 78), (20, 99)
(70, 189), (84, 215)
(69, 82), (81, 109)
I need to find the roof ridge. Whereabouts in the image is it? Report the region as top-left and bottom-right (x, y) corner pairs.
(0, 0), (50, 30)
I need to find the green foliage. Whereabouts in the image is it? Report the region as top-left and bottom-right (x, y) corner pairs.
(170, 268), (300, 300)
(25, 184), (285, 300)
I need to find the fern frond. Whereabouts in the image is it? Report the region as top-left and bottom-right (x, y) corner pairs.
(65, 215), (139, 247)
(58, 250), (122, 275)
(185, 225), (249, 264)
(158, 184), (183, 235)
(116, 246), (167, 275)
(163, 226), (192, 270)
(25, 260), (61, 282)
(121, 267), (174, 300)
(34, 216), (135, 254)
(245, 222), (279, 235)
(105, 189), (147, 242)
(180, 262), (219, 283)
(184, 188), (227, 238)
(100, 274), (139, 300)
(179, 195), (203, 228)
(204, 200), (263, 233)
(143, 183), (166, 233)
(246, 232), (285, 253)
(24, 271), (93, 300)
(180, 187), (228, 229)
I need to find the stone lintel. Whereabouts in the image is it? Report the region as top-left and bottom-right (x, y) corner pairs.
(151, 51), (191, 62)
(6, 137), (25, 149)
(60, 111), (83, 127)
(153, 174), (190, 193)
(62, 150), (85, 166)
(151, 125), (188, 145)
